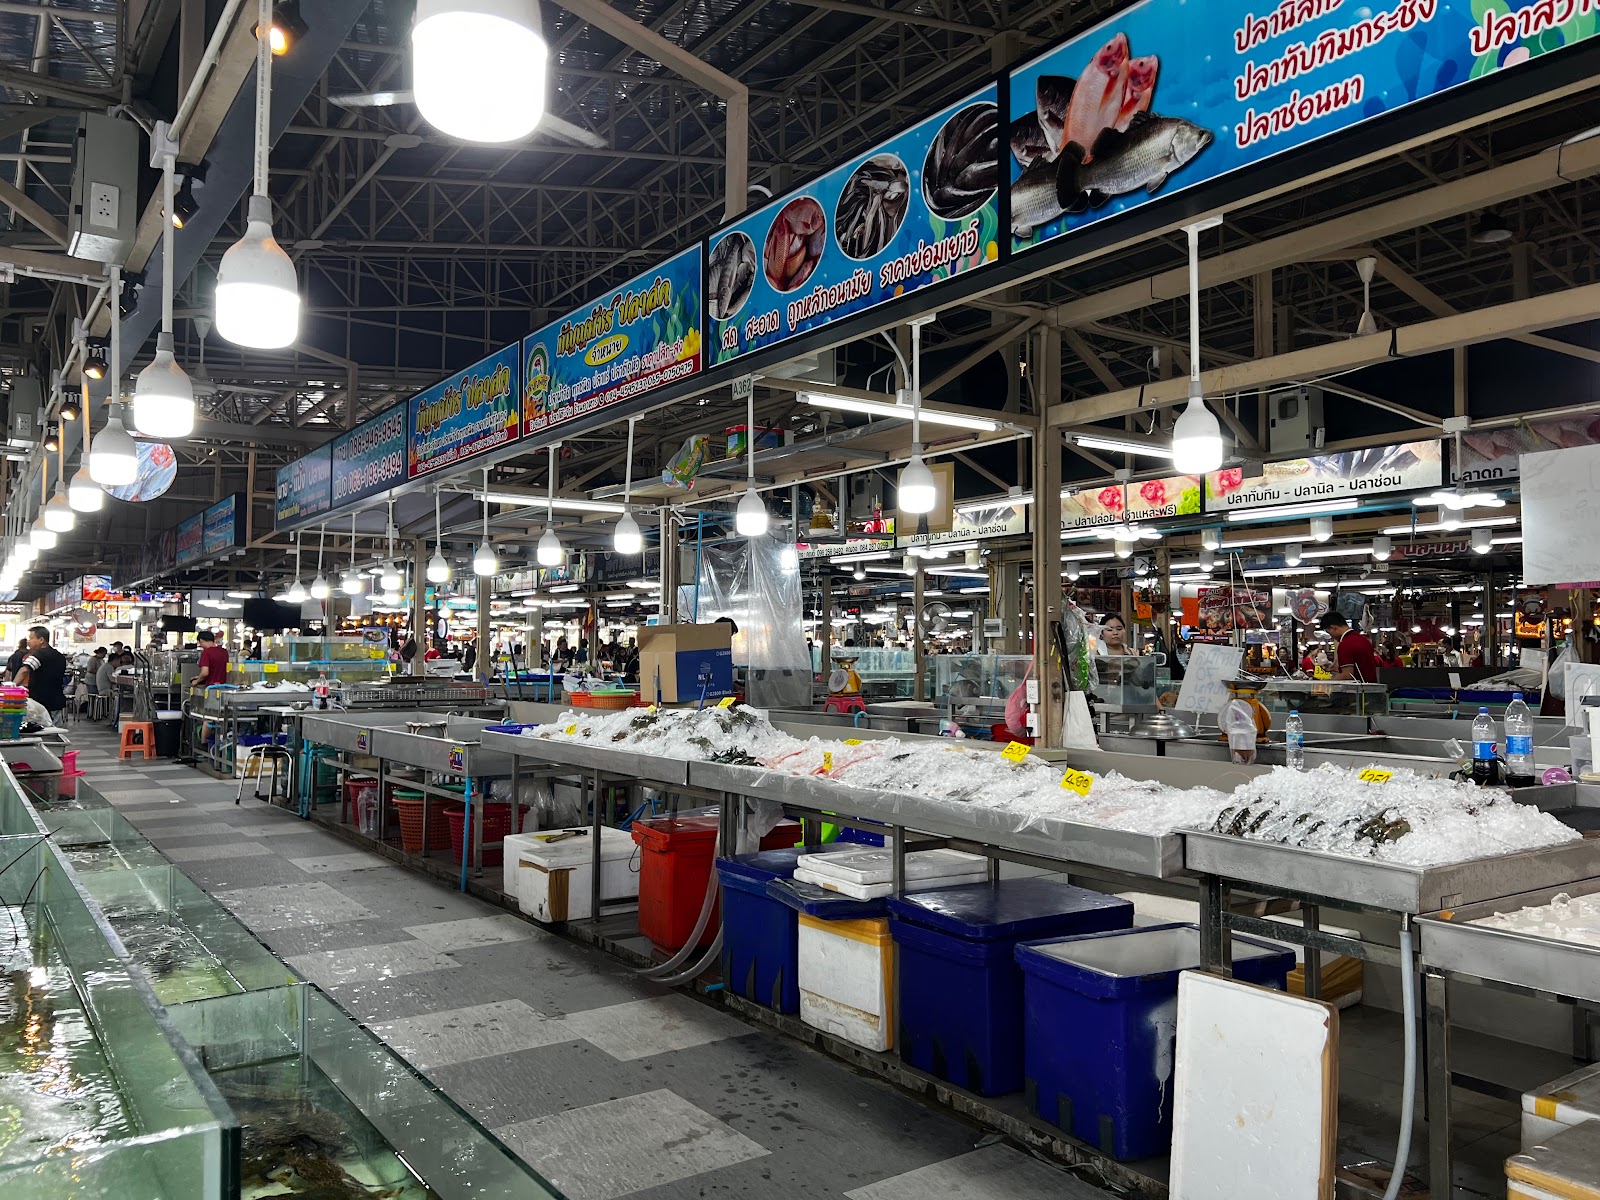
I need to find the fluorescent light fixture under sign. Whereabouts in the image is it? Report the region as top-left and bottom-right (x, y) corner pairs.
(1225, 499), (1360, 522)
(1071, 434), (1175, 460)
(801, 392), (1001, 432)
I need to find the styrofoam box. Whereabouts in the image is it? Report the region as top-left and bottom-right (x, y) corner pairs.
(795, 847), (987, 896)
(792, 864), (989, 900)
(797, 913), (894, 1052)
(1510, 1184), (1579, 1200)
(1523, 1064), (1600, 1149)
(505, 828), (639, 923)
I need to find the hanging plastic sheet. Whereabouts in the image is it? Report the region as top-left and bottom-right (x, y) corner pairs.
(691, 535), (810, 708)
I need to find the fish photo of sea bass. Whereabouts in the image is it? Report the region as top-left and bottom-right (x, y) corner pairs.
(1057, 113), (1211, 212)
(1011, 156), (1065, 238)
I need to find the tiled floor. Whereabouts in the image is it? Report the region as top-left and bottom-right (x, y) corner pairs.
(70, 727), (1097, 1200)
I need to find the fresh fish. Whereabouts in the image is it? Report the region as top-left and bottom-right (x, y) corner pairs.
(708, 233), (755, 320)
(1010, 111), (1054, 169)
(1063, 32), (1130, 160)
(1034, 75), (1074, 156)
(923, 102), (999, 219)
(1117, 55), (1159, 127)
(763, 197), (825, 292)
(835, 154), (909, 258)
(1011, 156), (1064, 238)
(1057, 113), (1212, 211)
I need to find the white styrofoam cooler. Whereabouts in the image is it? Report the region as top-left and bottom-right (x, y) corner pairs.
(1522, 1063), (1600, 1149)
(793, 847), (988, 900)
(796, 912), (894, 1052)
(504, 827), (638, 923)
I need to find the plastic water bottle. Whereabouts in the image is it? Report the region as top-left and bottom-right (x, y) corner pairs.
(1471, 706), (1498, 786)
(314, 671), (329, 709)
(1285, 709), (1305, 771)
(1504, 693), (1536, 787)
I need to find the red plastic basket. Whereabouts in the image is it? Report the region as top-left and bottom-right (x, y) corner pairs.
(394, 794), (453, 852)
(445, 802), (515, 867)
(991, 723), (1035, 746)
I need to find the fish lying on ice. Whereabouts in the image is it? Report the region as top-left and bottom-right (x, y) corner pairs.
(1057, 113), (1212, 212)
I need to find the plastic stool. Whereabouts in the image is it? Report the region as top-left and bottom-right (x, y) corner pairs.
(237, 745), (293, 804)
(118, 722), (156, 760)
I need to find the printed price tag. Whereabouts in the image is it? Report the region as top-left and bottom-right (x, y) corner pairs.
(262, 663), (279, 674)
(822, 752), (834, 773)
(1060, 769), (1095, 796)
(1359, 768), (1393, 784)
(843, 738), (863, 746)
(564, 724), (578, 735)
(1001, 741), (1031, 763)
(717, 696), (736, 709)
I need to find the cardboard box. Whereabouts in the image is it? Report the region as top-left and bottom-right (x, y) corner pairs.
(638, 623), (733, 703)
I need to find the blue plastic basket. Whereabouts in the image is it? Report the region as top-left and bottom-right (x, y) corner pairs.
(1014, 922), (1294, 1160)
(715, 849), (808, 1013)
(887, 880), (1132, 1096)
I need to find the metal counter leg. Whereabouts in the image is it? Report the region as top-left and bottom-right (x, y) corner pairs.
(471, 775), (484, 877)
(589, 770), (602, 924)
(1425, 970), (1452, 1196)
(1303, 904), (1321, 999)
(891, 828), (906, 896)
(1199, 875), (1232, 976)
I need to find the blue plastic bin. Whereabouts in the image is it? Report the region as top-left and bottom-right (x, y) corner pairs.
(715, 849), (808, 1012)
(1015, 922), (1295, 1160)
(886, 879), (1132, 1096)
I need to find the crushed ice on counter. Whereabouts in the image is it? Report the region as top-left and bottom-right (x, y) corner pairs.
(522, 710), (1578, 866)
(1472, 890), (1600, 945)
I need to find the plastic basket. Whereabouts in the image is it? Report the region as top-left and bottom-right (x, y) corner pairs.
(445, 802), (515, 867)
(393, 791), (452, 852)
(571, 690), (638, 710)
(0, 712), (22, 739)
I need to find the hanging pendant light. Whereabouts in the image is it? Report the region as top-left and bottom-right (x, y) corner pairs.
(69, 371), (102, 512)
(284, 530), (306, 602)
(379, 499), (401, 591)
(614, 416), (642, 554)
(736, 387), (768, 537)
(476, 468), (500, 574)
(1171, 219), (1225, 475)
(217, 0), (300, 348)
(309, 525), (329, 599)
(340, 513), (364, 594)
(134, 130), (195, 437)
(1310, 516), (1333, 543)
(91, 267), (138, 487)
(899, 321), (938, 515)
(536, 452), (563, 566)
(413, 0), (548, 144)
(427, 490), (451, 583)
(44, 483), (74, 533)
(30, 516), (56, 551)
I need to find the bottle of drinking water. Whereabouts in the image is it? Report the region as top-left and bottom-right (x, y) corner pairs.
(1285, 709), (1305, 771)
(1504, 693), (1536, 787)
(1471, 706), (1498, 786)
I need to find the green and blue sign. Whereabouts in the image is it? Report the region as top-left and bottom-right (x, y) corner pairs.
(409, 344), (520, 477)
(522, 248), (702, 437)
(331, 404), (407, 506)
(275, 443), (331, 526)
(708, 83), (1000, 365)
(202, 493), (244, 558)
(1008, 0), (1600, 253)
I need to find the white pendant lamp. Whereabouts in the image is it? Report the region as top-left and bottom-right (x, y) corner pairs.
(535, 453), (563, 566)
(30, 516), (56, 551)
(91, 267), (139, 487)
(1472, 528), (1492, 554)
(309, 526), (330, 599)
(216, 1), (299, 349)
(473, 541), (498, 576)
(340, 514), (364, 594)
(1198, 548), (1216, 571)
(477, 469), (500, 575)
(1371, 535), (1393, 561)
(413, 0), (548, 144)
(378, 500), (401, 591)
(44, 483), (74, 533)
(284, 531), (306, 602)
(899, 320), (938, 515)
(1171, 219), (1225, 475)
(1310, 516), (1333, 543)
(613, 416), (642, 554)
(427, 490), (451, 583)
(1284, 542), (1303, 567)
(69, 350), (103, 512)
(735, 386), (769, 537)
(135, 127), (195, 436)
(1064, 560), (1081, 581)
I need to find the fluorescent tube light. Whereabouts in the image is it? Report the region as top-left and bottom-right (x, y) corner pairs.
(802, 392), (1001, 432)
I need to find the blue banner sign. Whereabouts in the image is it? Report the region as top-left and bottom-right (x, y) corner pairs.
(409, 344), (520, 477)
(522, 249), (702, 438)
(1009, 0), (1600, 253)
(202, 493), (244, 558)
(175, 511), (205, 567)
(709, 83), (1000, 365)
(275, 443), (331, 526)
(331, 404), (407, 506)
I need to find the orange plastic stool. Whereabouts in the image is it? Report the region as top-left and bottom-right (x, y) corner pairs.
(118, 721), (156, 760)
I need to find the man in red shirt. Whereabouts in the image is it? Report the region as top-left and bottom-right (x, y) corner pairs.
(1319, 612), (1381, 684)
(194, 629), (230, 690)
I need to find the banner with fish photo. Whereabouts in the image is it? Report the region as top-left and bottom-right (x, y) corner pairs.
(1061, 474), (1201, 531)
(1204, 440), (1442, 513)
(1452, 414), (1600, 484)
(708, 82), (1000, 365)
(1007, 0), (1600, 254)
(523, 246), (702, 439)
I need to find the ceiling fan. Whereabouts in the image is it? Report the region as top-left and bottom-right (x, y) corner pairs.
(329, 89), (607, 149)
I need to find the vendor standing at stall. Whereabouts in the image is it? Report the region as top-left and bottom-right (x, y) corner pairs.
(193, 630), (229, 690)
(12, 625), (66, 726)
(1319, 612), (1381, 684)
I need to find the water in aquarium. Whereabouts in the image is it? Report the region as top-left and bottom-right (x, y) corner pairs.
(0, 904), (133, 1166)
(106, 914), (237, 1006)
(212, 1058), (441, 1200)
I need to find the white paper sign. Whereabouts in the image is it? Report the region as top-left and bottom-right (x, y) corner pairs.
(1174, 643), (1243, 724)
(1448, 672), (1462, 689)
(1522, 445), (1600, 585)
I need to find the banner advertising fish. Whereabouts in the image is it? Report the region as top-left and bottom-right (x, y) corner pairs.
(274, 443), (331, 526)
(332, 404), (407, 504)
(1062, 474), (1202, 530)
(1009, 0), (1600, 253)
(1205, 441), (1442, 512)
(174, 511), (205, 567)
(522, 247), (701, 438)
(1453, 413), (1600, 483)
(202, 493), (243, 558)
(410, 345), (520, 477)
(709, 83), (1000, 365)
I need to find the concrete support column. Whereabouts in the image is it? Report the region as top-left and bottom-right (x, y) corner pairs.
(1032, 328), (1065, 748)
(411, 537), (428, 674)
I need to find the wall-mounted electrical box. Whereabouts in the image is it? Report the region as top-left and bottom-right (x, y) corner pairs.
(68, 114), (139, 264)
(1267, 385), (1326, 455)
(7, 377), (42, 447)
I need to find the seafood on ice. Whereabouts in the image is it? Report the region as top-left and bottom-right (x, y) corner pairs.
(922, 102), (999, 220)
(517, 709), (1577, 867)
(708, 232), (757, 320)
(834, 154), (910, 259)
(762, 197), (827, 292)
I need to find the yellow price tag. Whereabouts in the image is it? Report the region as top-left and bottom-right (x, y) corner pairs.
(262, 663), (279, 674)
(843, 738), (863, 746)
(823, 752), (834, 773)
(1060, 769), (1095, 796)
(1001, 741), (1031, 763)
(1359, 768), (1393, 784)
(717, 696), (736, 709)
(564, 724), (578, 736)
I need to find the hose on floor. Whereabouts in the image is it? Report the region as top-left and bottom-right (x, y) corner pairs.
(634, 860), (720, 978)
(654, 928), (724, 988)
(1382, 922), (1418, 1200)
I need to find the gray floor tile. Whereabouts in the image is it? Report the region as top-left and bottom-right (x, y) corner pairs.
(442, 942), (667, 1019)
(426, 1040), (659, 1129)
(136, 822), (243, 838)
(325, 967), (525, 1025)
(176, 856), (317, 891)
(287, 939), (460, 987)
(254, 918), (417, 959)
(372, 999), (570, 1069)
(493, 1089), (768, 1200)
(845, 1145), (1102, 1200)
(562, 995), (753, 1062)
(162, 841), (276, 863)
(289, 852), (392, 874)
(216, 881), (377, 929)
(403, 914), (540, 951)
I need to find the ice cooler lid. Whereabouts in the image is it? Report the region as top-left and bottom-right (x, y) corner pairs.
(886, 878), (1133, 941)
(766, 876), (886, 920)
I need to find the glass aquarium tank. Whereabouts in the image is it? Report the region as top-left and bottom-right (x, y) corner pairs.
(926, 653), (1032, 714)
(235, 633), (394, 689)
(1256, 679), (1391, 717)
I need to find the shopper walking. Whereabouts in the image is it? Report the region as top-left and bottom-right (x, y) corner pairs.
(12, 625), (67, 726)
